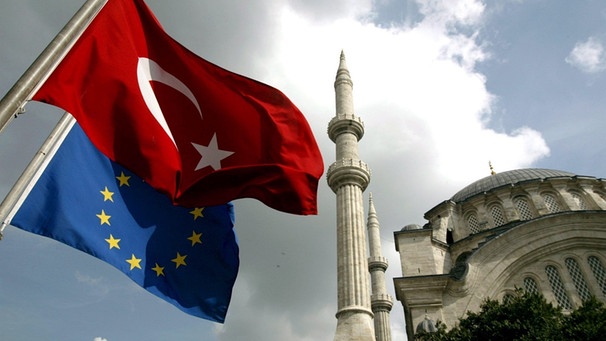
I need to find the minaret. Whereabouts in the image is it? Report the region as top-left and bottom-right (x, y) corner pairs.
(327, 51), (375, 341)
(367, 193), (393, 341)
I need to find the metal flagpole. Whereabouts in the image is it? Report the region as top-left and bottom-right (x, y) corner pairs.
(0, 0), (107, 238)
(0, 113), (76, 238)
(0, 0), (107, 135)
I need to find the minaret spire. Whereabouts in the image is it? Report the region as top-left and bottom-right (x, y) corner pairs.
(327, 51), (375, 341)
(336, 50), (351, 81)
(367, 194), (393, 341)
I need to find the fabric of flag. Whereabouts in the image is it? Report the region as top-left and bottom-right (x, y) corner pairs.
(10, 123), (239, 323)
(32, 0), (323, 215)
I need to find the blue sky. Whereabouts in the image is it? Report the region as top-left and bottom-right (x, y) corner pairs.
(1, 1), (605, 340)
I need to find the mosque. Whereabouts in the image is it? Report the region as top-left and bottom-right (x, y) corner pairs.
(327, 52), (606, 340)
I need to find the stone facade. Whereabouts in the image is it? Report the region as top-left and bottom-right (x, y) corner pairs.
(393, 169), (606, 339)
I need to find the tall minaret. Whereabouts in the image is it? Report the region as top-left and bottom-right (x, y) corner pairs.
(367, 193), (393, 341)
(327, 51), (375, 341)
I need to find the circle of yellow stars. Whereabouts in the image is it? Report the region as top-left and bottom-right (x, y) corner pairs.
(96, 171), (206, 275)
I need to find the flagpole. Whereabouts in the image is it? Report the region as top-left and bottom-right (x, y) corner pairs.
(0, 113), (76, 238)
(0, 0), (107, 135)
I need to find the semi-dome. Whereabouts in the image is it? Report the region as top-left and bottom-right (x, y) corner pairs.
(451, 168), (576, 203)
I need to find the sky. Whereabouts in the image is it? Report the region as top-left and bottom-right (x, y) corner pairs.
(1, 0), (606, 340)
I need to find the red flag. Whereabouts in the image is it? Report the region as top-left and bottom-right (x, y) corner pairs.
(33, 0), (323, 215)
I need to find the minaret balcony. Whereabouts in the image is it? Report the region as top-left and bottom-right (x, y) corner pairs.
(371, 293), (394, 312)
(327, 158), (371, 192)
(368, 256), (389, 271)
(327, 113), (364, 142)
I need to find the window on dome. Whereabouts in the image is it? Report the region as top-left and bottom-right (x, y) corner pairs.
(514, 196), (535, 220)
(523, 277), (540, 295)
(466, 213), (480, 234)
(565, 257), (591, 301)
(570, 191), (588, 210)
(489, 204), (506, 227)
(542, 192), (562, 213)
(545, 265), (573, 309)
(588, 256), (606, 296)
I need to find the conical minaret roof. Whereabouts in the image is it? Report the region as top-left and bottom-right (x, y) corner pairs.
(335, 50), (352, 84)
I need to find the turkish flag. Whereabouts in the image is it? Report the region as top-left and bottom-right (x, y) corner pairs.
(33, 0), (323, 215)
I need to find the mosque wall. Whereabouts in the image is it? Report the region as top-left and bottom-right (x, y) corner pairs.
(394, 170), (606, 339)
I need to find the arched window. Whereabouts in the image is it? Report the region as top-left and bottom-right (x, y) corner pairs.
(514, 196), (535, 220)
(542, 192), (562, 213)
(570, 191), (588, 210)
(588, 256), (606, 296)
(523, 277), (540, 295)
(446, 229), (454, 245)
(545, 265), (572, 309)
(466, 212), (480, 234)
(565, 258), (591, 301)
(489, 204), (506, 227)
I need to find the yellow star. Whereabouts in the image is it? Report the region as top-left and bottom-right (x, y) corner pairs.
(126, 254), (142, 270)
(151, 263), (165, 277)
(100, 186), (114, 202)
(96, 210), (111, 226)
(116, 171), (131, 187)
(188, 231), (203, 246)
(171, 252), (187, 268)
(105, 234), (120, 249)
(190, 207), (204, 220)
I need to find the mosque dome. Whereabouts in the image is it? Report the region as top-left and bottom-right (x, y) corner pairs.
(420, 167), (606, 241)
(415, 315), (437, 333)
(451, 168), (576, 203)
(402, 224), (422, 231)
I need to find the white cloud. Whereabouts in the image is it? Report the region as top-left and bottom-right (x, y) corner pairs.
(263, 0), (546, 188)
(207, 0), (549, 338)
(566, 36), (606, 73)
(93, 338), (108, 341)
(417, 0), (485, 27)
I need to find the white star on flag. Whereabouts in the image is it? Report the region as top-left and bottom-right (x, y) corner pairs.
(192, 134), (234, 171)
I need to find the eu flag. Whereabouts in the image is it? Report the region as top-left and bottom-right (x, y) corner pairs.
(9, 122), (239, 323)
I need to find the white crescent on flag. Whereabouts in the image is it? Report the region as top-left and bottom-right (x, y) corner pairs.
(136, 57), (203, 148)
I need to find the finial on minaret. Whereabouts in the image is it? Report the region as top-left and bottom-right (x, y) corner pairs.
(489, 161), (496, 175)
(335, 50), (353, 88)
(367, 193), (379, 229)
(369, 193), (376, 215)
(339, 50), (347, 68)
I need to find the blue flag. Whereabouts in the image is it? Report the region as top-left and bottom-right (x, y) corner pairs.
(10, 123), (239, 323)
